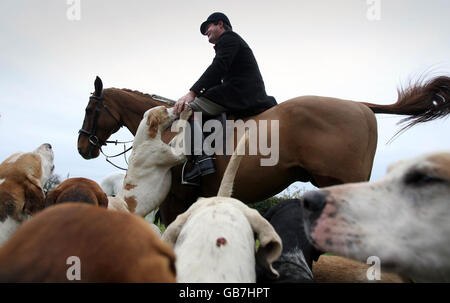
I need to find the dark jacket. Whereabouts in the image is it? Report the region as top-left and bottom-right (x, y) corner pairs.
(190, 31), (277, 117)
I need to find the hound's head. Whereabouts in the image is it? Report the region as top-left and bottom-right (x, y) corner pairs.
(33, 143), (54, 185)
(45, 178), (109, 208)
(300, 151), (450, 282)
(0, 143), (55, 221)
(138, 106), (179, 140)
(163, 197), (283, 280)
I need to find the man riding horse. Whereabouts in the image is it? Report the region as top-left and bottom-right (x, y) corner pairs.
(174, 12), (277, 183)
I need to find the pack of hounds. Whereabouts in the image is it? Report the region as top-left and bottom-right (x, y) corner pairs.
(0, 106), (448, 283)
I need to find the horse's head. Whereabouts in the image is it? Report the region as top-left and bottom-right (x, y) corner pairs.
(78, 77), (122, 159)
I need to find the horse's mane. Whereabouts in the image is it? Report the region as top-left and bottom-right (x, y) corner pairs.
(106, 88), (176, 107)
(104, 88), (154, 101)
(120, 88), (155, 100)
(103, 88), (164, 108)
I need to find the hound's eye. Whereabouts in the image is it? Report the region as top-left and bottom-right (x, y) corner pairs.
(404, 171), (445, 186)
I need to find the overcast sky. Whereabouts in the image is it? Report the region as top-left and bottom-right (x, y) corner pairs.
(1, 0), (449, 194)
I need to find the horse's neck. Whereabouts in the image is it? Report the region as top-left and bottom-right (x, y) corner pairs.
(109, 89), (160, 135)
(123, 110), (145, 136)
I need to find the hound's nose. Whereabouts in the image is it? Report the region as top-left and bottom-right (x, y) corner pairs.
(44, 143), (52, 149)
(300, 190), (328, 222)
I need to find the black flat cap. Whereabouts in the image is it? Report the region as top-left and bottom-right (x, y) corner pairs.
(200, 12), (232, 35)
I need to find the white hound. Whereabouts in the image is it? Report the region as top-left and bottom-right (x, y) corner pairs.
(100, 172), (125, 197)
(163, 132), (283, 283)
(115, 106), (189, 216)
(301, 151), (450, 282)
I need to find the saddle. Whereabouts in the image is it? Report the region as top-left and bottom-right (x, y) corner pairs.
(179, 107), (268, 185)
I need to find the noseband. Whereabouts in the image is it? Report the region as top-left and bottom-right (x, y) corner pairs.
(78, 92), (122, 157)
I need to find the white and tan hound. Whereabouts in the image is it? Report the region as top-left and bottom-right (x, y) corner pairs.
(301, 151), (450, 282)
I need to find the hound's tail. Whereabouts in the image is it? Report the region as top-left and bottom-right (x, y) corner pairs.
(217, 130), (249, 198)
(361, 75), (450, 134)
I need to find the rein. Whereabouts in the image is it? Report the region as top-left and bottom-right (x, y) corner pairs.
(100, 143), (132, 171)
(150, 94), (176, 106)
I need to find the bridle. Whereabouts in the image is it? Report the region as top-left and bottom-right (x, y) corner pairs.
(78, 91), (124, 159)
(79, 90), (177, 170)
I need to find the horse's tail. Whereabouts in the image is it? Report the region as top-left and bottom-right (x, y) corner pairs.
(361, 75), (450, 132)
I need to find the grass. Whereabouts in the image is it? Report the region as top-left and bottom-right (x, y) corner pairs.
(155, 218), (166, 234)
(153, 185), (308, 234)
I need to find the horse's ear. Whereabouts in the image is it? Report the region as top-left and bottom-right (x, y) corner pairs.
(94, 76), (103, 97)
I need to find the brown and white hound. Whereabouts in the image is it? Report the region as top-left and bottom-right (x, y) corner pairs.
(0, 203), (176, 282)
(0, 143), (54, 245)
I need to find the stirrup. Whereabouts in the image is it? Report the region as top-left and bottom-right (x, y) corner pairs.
(181, 160), (200, 186)
(197, 157), (216, 176)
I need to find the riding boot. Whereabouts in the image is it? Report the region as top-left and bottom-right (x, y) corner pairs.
(183, 154), (216, 181)
(183, 118), (216, 182)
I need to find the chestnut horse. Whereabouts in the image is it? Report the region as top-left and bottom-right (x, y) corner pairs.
(78, 76), (450, 225)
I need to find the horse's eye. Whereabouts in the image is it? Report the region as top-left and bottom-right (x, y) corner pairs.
(85, 108), (92, 115)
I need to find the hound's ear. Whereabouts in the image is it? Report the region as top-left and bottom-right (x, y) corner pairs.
(0, 190), (15, 221)
(23, 178), (46, 215)
(161, 208), (194, 245)
(146, 112), (160, 139)
(97, 191), (109, 208)
(94, 76), (103, 97)
(235, 202), (282, 279)
(162, 199), (206, 245)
